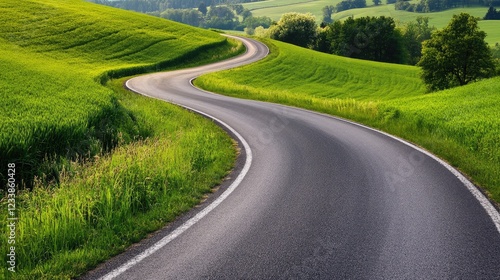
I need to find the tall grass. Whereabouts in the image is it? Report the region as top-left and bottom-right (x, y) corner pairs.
(195, 39), (500, 204)
(0, 83), (236, 278)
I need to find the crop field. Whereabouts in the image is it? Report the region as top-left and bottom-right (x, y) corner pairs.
(0, 0), (243, 278)
(244, 1), (500, 44)
(195, 39), (500, 205)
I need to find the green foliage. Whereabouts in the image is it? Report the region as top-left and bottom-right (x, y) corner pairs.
(160, 9), (204, 27)
(199, 2), (208, 15)
(395, 0), (488, 13)
(205, 5), (239, 29)
(321, 16), (405, 63)
(336, 0), (367, 12)
(418, 13), (496, 91)
(269, 12), (318, 48)
(94, 0), (257, 11)
(484, 6), (500, 19)
(242, 0), (499, 46)
(322, 5), (335, 23)
(400, 16), (435, 65)
(195, 38), (500, 205)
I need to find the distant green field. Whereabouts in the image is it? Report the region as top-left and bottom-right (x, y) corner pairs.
(0, 0), (242, 278)
(244, 0), (500, 44)
(244, 0), (320, 10)
(195, 39), (500, 205)
(335, 6), (500, 44)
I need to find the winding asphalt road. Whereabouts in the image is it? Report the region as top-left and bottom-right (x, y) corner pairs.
(88, 36), (500, 279)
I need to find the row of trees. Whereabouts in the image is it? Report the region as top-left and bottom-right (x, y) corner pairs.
(269, 13), (433, 65)
(91, 0), (261, 12)
(395, 0), (497, 13)
(484, 6), (500, 19)
(335, 0), (367, 12)
(150, 4), (272, 30)
(267, 13), (496, 91)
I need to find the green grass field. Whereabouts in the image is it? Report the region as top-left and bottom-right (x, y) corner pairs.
(244, 0), (500, 44)
(0, 0), (243, 278)
(195, 39), (500, 206)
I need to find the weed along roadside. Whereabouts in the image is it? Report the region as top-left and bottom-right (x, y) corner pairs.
(0, 0), (244, 278)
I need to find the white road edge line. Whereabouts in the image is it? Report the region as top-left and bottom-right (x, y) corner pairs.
(293, 105), (500, 235)
(100, 82), (253, 280)
(335, 116), (500, 235)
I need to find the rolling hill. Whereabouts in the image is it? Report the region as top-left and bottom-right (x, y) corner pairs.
(0, 0), (241, 278)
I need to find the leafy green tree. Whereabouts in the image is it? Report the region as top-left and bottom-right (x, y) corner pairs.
(400, 16), (434, 65)
(322, 5), (335, 23)
(418, 13), (495, 91)
(269, 13), (318, 48)
(241, 9), (252, 19)
(373, 0), (382, 5)
(204, 5), (238, 29)
(484, 6), (500, 20)
(230, 4), (245, 15)
(326, 16), (404, 63)
(243, 16), (273, 29)
(198, 2), (207, 16)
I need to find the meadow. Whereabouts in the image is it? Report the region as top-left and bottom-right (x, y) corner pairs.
(0, 0), (243, 278)
(244, 1), (500, 44)
(195, 39), (500, 205)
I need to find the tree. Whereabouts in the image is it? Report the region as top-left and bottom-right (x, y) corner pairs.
(241, 9), (252, 20)
(326, 16), (404, 63)
(400, 16), (434, 65)
(269, 13), (318, 48)
(484, 6), (500, 20)
(322, 5), (335, 23)
(418, 13), (495, 91)
(204, 5), (238, 29)
(198, 2), (207, 16)
(373, 0), (382, 5)
(230, 4), (245, 15)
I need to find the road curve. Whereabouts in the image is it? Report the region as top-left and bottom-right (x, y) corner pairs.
(90, 36), (500, 279)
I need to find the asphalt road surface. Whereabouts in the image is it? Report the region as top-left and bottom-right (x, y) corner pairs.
(86, 36), (500, 279)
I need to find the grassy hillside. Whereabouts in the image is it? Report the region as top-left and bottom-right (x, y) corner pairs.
(244, 0), (500, 45)
(0, 0), (242, 187)
(0, 0), (243, 278)
(195, 39), (500, 205)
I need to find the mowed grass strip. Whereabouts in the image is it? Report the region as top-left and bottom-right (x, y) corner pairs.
(0, 0), (244, 278)
(195, 39), (500, 204)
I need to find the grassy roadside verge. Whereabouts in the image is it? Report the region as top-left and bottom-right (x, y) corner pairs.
(194, 39), (500, 206)
(0, 80), (237, 279)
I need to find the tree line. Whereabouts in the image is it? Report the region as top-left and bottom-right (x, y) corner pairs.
(394, 0), (499, 13)
(92, 1), (272, 31)
(484, 6), (500, 19)
(90, 0), (261, 12)
(268, 13), (434, 66)
(154, 4), (272, 30)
